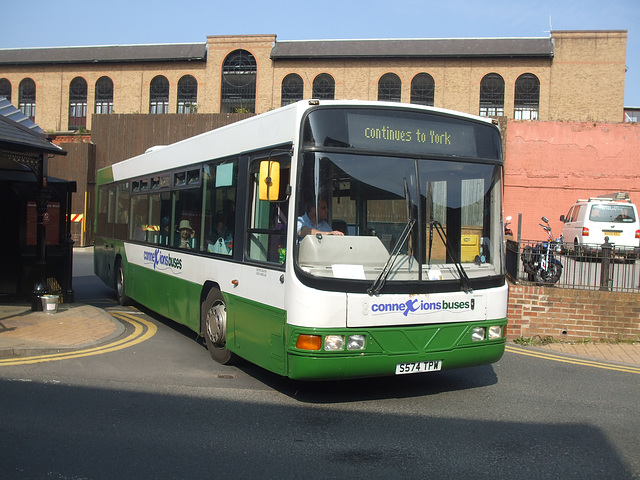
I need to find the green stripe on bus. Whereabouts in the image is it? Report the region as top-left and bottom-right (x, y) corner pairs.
(283, 320), (506, 380)
(96, 166), (114, 184)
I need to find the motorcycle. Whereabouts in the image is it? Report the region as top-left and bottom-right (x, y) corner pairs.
(521, 216), (564, 284)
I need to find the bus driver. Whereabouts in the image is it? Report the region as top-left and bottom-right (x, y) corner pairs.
(297, 199), (345, 238)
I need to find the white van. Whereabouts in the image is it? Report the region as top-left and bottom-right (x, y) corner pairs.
(560, 193), (640, 251)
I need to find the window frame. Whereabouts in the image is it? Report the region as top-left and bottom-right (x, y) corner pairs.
(19, 78), (36, 121)
(281, 73), (304, 106)
(378, 73), (402, 102)
(245, 150), (291, 266)
(312, 73), (335, 100)
(95, 76), (114, 115)
(410, 73), (435, 106)
(221, 49), (257, 114)
(514, 73), (540, 120)
(149, 75), (170, 114)
(177, 75), (198, 114)
(479, 73), (505, 117)
(69, 76), (88, 129)
(0, 78), (11, 102)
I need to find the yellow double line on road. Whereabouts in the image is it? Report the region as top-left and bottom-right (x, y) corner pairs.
(0, 312), (156, 366)
(505, 345), (640, 375)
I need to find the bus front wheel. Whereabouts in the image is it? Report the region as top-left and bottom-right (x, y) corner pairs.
(115, 259), (132, 306)
(202, 289), (233, 365)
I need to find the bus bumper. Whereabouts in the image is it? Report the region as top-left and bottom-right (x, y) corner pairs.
(285, 340), (506, 381)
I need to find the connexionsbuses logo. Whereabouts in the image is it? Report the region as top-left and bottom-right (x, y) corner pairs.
(371, 298), (475, 317)
(143, 248), (183, 272)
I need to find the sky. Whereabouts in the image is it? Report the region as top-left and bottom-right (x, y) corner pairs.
(2, 0), (639, 106)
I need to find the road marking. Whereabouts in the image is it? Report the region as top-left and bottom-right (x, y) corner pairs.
(0, 312), (156, 366)
(505, 345), (640, 375)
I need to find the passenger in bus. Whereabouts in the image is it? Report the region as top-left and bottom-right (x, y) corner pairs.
(297, 198), (345, 237)
(207, 213), (232, 255)
(178, 219), (197, 249)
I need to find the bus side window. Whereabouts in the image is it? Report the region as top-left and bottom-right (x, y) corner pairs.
(96, 186), (110, 237)
(130, 194), (149, 242)
(247, 158), (289, 264)
(150, 191), (171, 245)
(114, 182), (130, 240)
(171, 188), (202, 249)
(202, 161), (237, 256)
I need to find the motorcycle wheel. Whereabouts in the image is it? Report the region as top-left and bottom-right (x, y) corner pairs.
(535, 263), (562, 284)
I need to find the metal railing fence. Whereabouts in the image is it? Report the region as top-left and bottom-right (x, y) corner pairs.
(506, 239), (640, 293)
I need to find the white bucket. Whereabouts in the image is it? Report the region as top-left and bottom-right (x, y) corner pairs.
(40, 294), (60, 314)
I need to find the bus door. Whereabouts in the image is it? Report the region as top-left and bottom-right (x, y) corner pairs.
(231, 153), (290, 373)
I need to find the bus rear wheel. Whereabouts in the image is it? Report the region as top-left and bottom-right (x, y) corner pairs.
(202, 289), (233, 364)
(115, 259), (132, 306)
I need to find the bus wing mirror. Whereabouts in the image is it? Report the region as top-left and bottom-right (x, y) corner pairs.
(259, 160), (280, 201)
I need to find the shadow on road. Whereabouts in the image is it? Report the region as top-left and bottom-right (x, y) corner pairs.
(1, 378), (635, 480)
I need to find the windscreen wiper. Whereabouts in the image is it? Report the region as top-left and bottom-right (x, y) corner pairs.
(367, 218), (415, 296)
(429, 220), (473, 293)
(368, 178), (414, 296)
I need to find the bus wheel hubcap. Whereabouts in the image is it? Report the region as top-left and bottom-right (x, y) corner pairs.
(206, 302), (226, 346)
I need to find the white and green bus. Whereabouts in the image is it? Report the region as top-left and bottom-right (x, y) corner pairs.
(94, 100), (507, 380)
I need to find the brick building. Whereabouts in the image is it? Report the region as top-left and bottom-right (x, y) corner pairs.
(1, 29), (636, 245)
(1, 30), (636, 339)
(0, 30), (628, 133)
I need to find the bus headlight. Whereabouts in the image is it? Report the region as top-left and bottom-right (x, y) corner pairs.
(324, 335), (344, 351)
(347, 335), (366, 350)
(488, 326), (503, 339)
(472, 327), (486, 341)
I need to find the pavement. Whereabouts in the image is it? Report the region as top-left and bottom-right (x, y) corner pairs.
(0, 299), (638, 368)
(0, 302), (124, 358)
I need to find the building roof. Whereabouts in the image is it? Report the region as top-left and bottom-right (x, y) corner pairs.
(0, 37), (555, 65)
(271, 37), (554, 59)
(0, 43), (207, 65)
(0, 95), (44, 133)
(0, 109), (65, 156)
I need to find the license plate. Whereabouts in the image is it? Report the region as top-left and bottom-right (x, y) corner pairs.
(395, 360), (442, 375)
(603, 231), (621, 236)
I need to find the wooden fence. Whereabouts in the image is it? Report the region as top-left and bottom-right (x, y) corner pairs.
(49, 113), (253, 246)
(91, 113), (253, 171)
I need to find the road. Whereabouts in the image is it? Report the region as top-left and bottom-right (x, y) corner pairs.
(0, 248), (638, 479)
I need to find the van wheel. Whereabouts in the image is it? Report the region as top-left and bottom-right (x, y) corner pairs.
(202, 288), (233, 364)
(573, 239), (583, 259)
(115, 259), (132, 306)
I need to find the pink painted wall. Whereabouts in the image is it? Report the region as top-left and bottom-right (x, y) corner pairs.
(504, 121), (640, 241)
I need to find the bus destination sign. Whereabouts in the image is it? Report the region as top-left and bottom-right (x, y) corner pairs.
(347, 112), (478, 157)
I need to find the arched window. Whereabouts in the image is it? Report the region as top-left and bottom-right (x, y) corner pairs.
(410, 73), (434, 106)
(479, 73), (504, 117)
(150, 75), (169, 114)
(95, 76), (114, 114)
(514, 73), (540, 120)
(281, 73), (303, 106)
(19, 78), (36, 121)
(378, 73), (401, 102)
(177, 75), (198, 113)
(312, 73), (335, 100)
(69, 77), (87, 129)
(0, 78), (11, 101)
(221, 49), (256, 113)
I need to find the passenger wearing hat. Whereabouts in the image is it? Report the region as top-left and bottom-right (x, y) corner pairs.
(178, 219), (196, 249)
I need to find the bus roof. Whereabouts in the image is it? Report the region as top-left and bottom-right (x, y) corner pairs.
(101, 100), (498, 183)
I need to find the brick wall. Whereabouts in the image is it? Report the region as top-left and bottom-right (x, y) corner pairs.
(503, 120), (640, 241)
(507, 283), (640, 341)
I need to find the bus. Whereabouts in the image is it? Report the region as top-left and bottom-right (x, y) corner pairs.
(94, 100), (507, 380)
